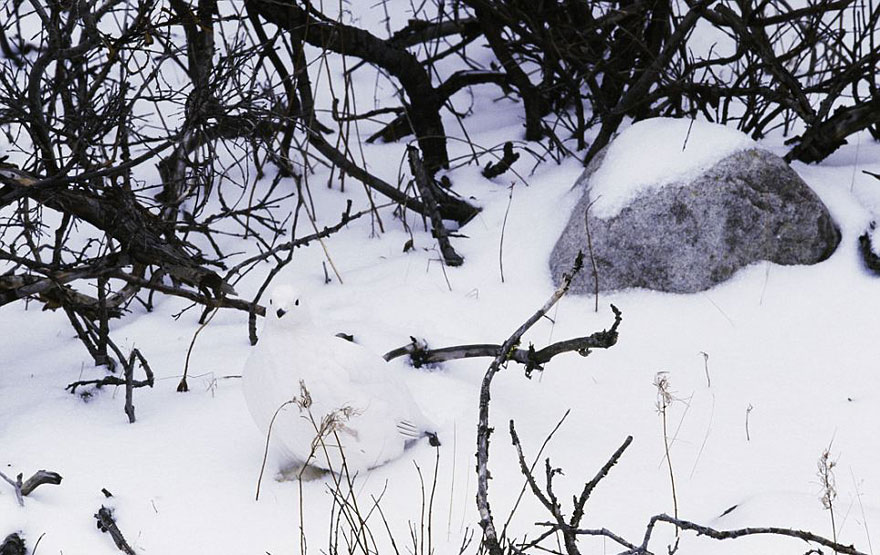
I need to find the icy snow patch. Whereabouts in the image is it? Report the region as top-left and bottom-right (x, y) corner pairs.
(589, 117), (757, 218)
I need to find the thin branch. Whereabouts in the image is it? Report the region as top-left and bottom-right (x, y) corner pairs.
(407, 145), (463, 266)
(476, 252), (587, 555)
(630, 514), (869, 555)
(384, 305), (622, 374)
(94, 506), (136, 555)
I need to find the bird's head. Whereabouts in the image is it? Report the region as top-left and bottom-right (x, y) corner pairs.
(266, 285), (312, 329)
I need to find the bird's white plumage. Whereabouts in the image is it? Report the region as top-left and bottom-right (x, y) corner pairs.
(243, 285), (436, 474)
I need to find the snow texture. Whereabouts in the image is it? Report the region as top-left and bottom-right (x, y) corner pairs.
(589, 117), (757, 218)
(1, 7), (879, 555)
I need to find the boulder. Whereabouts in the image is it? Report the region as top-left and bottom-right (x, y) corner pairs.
(550, 148), (840, 294)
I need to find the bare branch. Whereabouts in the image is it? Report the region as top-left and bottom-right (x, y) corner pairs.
(95, 506), (136, 555)
(384, 304), (622, 375)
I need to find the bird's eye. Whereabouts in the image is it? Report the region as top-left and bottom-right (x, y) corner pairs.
(276, 308), (287, 318)
(294, 299), (300, 306)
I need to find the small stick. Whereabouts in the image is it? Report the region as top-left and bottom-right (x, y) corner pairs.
(498, 183), (514, 283)
(584, 201), (600, 312)
(179, 307), (220, 392)
(639, 514), (868, 555)
(0, 469), (61, 505)
(477, 252), (587, 555)
(0, 471), (23, 506)
(745, 404), (754, 441)
(20, 470), (62, 496)
(407, 146), (463, 267)
(654, 372), (679, 534)
(482, 142), (520, 179)
(94, 506), (136, 555)
(699, 351), (711, 387)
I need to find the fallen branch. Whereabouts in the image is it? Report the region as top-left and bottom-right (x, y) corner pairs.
(95, 506), (136, 555)
(0, 469), (63, 506)
(384, 305), (621, 375)
(20, 470), (62, 496)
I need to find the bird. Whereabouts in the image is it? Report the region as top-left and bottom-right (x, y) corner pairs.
(242, 285), (440, 478)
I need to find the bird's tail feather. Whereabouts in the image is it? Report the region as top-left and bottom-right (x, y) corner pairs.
(397, 420), (441, 447)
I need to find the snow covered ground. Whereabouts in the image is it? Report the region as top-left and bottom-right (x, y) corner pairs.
(1, 8), (879, 555)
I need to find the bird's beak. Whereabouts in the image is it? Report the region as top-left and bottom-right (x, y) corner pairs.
(276, 308), (287, 318)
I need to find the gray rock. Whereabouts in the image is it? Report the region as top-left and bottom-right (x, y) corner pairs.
(550, 148), (840, 294)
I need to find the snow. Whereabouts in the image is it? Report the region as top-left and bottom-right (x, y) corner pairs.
(589, 117), (757, 218)
(1, 10), (880, 555)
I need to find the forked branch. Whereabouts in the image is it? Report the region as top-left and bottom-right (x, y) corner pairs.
(384, 307), (621, 374)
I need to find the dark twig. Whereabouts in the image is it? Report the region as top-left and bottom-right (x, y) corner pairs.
(584, 202), (600, 312)
(407, 146), (464, 267)
(95, 506), (136, 555)
(509, 423), (633, 555)
(384, 304), (621, 374)
(20, 470), (63, 496)
(570, 436), (633, 528)
(628, 514), (869, 555)
(67, 348), (155, 403)
(0, 469), (62, 506)
(498, 183), (514, 283)
(483, 142), (520, 179)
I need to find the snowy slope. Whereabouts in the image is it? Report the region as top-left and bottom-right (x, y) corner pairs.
(1, 9), (879, 555)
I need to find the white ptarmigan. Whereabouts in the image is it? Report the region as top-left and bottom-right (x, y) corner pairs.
(243, 285), (439, 476)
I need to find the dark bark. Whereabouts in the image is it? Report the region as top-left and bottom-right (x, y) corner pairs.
(462, 0), (548, 140)
(95, 507), (136, 555)
(0, 182), (233, 297)
(384, 304), (622, 375)
(20, 471), (63, 496)
(786, 97), (880, 163)
(407, 146), (464, 266)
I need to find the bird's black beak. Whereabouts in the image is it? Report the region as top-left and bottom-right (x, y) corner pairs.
(276, 308), (287, 318)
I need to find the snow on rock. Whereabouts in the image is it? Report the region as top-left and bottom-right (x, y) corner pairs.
(589, 117), (757, 218)
(551, 143), (840, 294)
